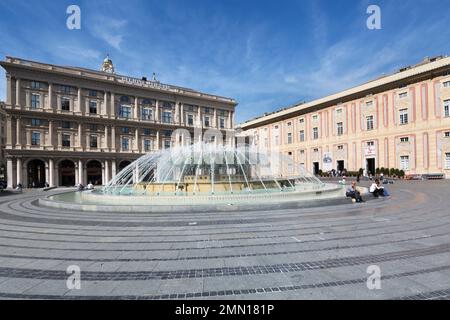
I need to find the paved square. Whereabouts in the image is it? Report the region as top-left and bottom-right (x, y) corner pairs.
(0, 180), (449, 300)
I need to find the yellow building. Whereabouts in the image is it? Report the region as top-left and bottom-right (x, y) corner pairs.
(239, 56), (450, 178)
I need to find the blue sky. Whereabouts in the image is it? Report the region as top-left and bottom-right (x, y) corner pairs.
(1, 0), (450, 123)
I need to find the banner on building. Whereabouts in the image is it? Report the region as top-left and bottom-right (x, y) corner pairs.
(322, 152), (333, 172)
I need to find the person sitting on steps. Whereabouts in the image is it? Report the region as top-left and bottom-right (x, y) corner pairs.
(346, 181), (364, 203)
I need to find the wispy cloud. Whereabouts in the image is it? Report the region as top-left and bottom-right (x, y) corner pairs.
(89, 16), (127, 50)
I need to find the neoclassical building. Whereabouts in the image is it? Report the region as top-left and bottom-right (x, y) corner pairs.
(240, 56), (450, 178)
(1, 56), (237, 188)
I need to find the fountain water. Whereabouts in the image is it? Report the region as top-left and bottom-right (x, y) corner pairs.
(42, 143), (346, 212)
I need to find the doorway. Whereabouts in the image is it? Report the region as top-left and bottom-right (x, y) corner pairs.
(313, 162), (319, 175)
(337, 160), (345, 172)
(60, 160), (76, 186)
(27, 159), (46, 188)
(366, 158), (376, 176)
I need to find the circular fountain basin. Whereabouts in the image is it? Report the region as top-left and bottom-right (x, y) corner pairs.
(39, 183), (351, 213)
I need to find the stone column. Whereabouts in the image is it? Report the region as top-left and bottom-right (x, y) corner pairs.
(77, 88), (82, 113)
(156, 130), (160, 150)
(110, 92), (115, 117)
(111, 126), (116, 151)
(49, 159), (54, 187)
(103, 91), (108, 116)
(213, 108), (217, 128)
(104, 125), (109, 150)
(155, 100), (160, 122)
(26, 130), (31, 147)
(7, 158), (14, 189)
(6, 75), (12, 105)
(134, 97), (139, 120)
(78, 123), (82, 148)
(180, 103), (185, 125)
(48, 120), (54, 149)
(15, 117), (21, 148)
(228, 111), (232, 129)
(16, 158), (22, 185)
(16, 78), (21, 108)
(135, 128), (140, 152)
(6, 116), (12, 147)
(78, 159), (83, 185)
(26, 91), (31, 108)
(111, 160), (117, 177)
(48, 83), (53, 110)
(45, 162), (49, 186)
(104, 160), (110, 185)
(198, 106), (202, 126)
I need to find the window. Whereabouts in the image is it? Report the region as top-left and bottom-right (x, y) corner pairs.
(204, 107), (210, 114)
(287, 122), (292, 127)
(299, 150), (305, 155)
(188, 114), (194, 126)
(337, 122), (343, 136)
(61, 98), (70, 111)
(121, 127), (130, 134)
(119, 105), (131, 119)
(219, 118), (225, 129)
(336, 109), (342, 114)
(142, 108), (152, 120)
(443, 81), (450, 88)
(30, 81), (41, 89)
(338, 145), (344, 150)
(400, 108), (409, 125)
(445, 131), (450, 138)
(274, 135), (279, 146)
(89, 90), (97, 97)
(62, 86), (72, 94)
(31, 119), (41, 126)
(287, 132), (292, 144)
(144, 139), (152, 152)
(122, 138), (130, 151)
(31, 94), (40, 109)
(162, 111), (172, 123)
(313, 148), (319, 153)
(143, 128), (152, 136)
(367, 141), (375, 147)
(366, 101), (373, 107)
(400, 137), (409, 143)
(313, 127), (318, 140)
(142, 99), (155, 106)
(366, 116), (374, 130)
(89, 101), (97, 114)
(444, 100), (450, 118)
(446, 153), (450, 169)
(299, 130), (305, 142)
(400, 156), (409, 171)
(62, 134), (71, 147)
(90, 135), (98, 149)
(219, 110), (226, 117)
(399, 92), (408, 99)
(31, 132), (40, 146)
(62, 121), (71, 129)
(90, 124), (98, 131)
(164, 140), (171, 149)
(204, 116), (210, 127)
(299, 118), (305, 124)
(120, 96), (130, 103)
(312, 115), (318, 120)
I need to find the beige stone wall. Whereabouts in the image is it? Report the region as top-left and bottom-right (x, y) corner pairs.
(243, 72), (450, 178)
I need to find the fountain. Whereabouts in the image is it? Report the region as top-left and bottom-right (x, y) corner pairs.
(41, 143), (346, 212)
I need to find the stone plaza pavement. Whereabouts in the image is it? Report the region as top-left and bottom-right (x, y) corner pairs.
(0, 180), (449, 300)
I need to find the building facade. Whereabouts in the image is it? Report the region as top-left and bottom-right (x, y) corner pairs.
(240, 56), (450, 178)
(0, 101), (6, 180)
(1, 56), (237, 188)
